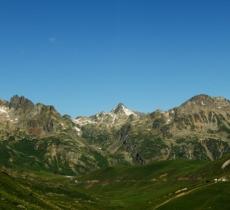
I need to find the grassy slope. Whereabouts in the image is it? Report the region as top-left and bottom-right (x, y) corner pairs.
(0, 171), (60, 210)
(0, 170), (104, 210)
(0, 155), (229, 210)
(157, 182), (230, 210)
(76, 156), (230, 210)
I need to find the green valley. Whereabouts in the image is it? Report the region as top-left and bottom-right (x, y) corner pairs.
(0, 155), (229, 210)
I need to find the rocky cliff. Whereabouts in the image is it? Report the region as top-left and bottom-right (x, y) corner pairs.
(0, 94), (229, 175)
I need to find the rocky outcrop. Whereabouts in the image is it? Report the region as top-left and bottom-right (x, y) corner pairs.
(9, 95), (34, 111)
(0, 94), (229, 175)
(76, 94), (230, 164)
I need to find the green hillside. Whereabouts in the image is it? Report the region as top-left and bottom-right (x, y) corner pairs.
(1, 155), (229, 209)
(157, 182), (230, 210)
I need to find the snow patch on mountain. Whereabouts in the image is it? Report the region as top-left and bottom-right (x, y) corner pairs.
(112, 103), (137, 116)
(0, 106), (11, 120)
(73, 103), (138, 127)
(0, 106), (8, 114)
(74, 126), (82, 136)
(222, 159), (230, 169)
(73, 117), (96, 126)
(121, 106), (136, 116)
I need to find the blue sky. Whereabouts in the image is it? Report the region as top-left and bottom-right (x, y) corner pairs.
(0, 0), (229, 116)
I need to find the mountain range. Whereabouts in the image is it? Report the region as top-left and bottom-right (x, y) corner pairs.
(0, 94), (230, 175)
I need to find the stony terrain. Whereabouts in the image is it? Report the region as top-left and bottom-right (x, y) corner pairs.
(75, 94), (230, 165)
(0, 94), (230, 175)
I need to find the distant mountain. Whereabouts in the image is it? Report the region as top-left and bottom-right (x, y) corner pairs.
(0, 95), (113, 175)
(0, 94), (230, 175)
(73, 103), (140, 128)
(74, 94), (230, 164)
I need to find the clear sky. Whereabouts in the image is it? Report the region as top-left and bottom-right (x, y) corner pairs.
(0, 0), (229, 116)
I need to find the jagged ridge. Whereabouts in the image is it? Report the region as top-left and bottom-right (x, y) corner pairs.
(0, 94), (230, 175)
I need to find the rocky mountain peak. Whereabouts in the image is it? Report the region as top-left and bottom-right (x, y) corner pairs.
(112, 103), (136, 116)
(179, 94), (230, 110)
(112, 103), (126, 112)
(9, 95), (34, 111)
(190, 94), (212, 101)
(186, 94), (214, 106)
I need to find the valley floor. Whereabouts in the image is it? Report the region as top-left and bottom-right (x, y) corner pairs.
(0, 156), (230, 210)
